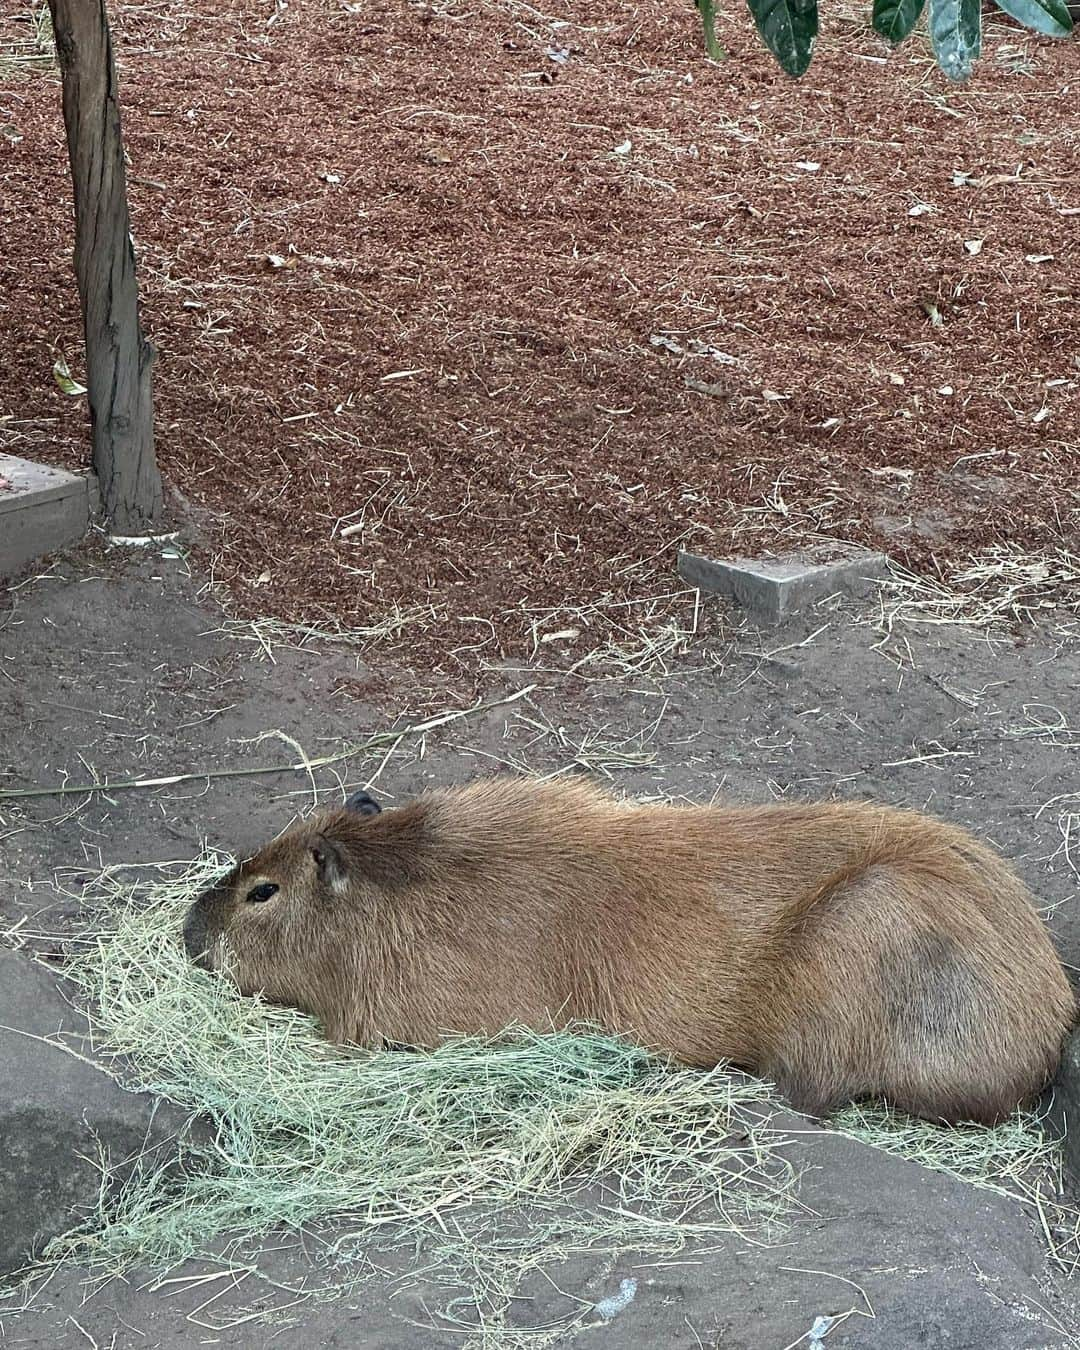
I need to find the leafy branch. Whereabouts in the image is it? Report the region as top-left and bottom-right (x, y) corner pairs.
(696, 0), (1073, 79)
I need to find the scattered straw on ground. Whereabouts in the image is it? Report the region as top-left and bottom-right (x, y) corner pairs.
(831, 1101), (1061, 1205)
(832, 1103), (1080, 1276)
(879, 547), (1080, 632)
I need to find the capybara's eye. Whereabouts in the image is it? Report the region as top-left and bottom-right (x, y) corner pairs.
(245, 882), (279, 904)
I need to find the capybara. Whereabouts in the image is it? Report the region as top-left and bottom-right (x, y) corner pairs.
(183, 776), (1075, 1124)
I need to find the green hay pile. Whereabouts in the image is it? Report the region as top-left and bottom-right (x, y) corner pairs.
(43, 854), (797, 1328)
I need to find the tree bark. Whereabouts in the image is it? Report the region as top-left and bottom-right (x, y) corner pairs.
(48, 0), (162, 534)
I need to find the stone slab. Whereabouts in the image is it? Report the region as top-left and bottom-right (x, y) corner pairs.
(0, 948), (196, 1278)
(0, 453), (96, 578)
(678, 542), (890, 623)
(1053, 1025), (1080, 1197)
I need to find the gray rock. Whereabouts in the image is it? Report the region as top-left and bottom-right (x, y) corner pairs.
(1053, 1025), (1080, 1197)
(4, 1110), (1074, 1349)
(0, 948), (194, 1279)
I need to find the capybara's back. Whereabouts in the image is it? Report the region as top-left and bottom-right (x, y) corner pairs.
(184, 776), (1075, 1124)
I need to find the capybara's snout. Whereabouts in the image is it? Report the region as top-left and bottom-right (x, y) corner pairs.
(182, 899), (211, 969)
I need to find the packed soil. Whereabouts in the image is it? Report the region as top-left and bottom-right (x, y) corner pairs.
(1, 0), (1079, 682)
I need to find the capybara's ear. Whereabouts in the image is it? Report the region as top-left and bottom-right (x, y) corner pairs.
(312, 836), (348, 892)
(344, 790), (381, 817)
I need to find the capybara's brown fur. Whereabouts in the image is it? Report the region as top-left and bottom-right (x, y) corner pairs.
(183, 776), (1076, 1124)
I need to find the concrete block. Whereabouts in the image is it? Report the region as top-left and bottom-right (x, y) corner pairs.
(0, 949), (195, 1276)
(678, 542), (890, 623)
(0, 453), (95, 579)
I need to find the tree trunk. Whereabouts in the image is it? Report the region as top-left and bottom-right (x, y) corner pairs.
(48, 0), (162, 534)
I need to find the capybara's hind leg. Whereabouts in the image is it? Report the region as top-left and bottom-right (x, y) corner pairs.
(771, 864), (1065, 1124)
(870, 926), (1016, 1123)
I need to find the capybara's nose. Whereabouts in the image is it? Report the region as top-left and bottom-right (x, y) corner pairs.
(183, 904), (210, 968)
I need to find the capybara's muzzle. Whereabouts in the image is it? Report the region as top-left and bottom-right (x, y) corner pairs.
(183, 903), (211, 969)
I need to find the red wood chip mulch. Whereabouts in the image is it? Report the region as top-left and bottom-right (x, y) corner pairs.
(2, 0), (1078, 677)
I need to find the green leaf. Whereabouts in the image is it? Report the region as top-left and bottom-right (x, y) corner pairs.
(52, 356), (87, 397)
(928, 0), (981, 82)
(992, 0), (1072, 36)
(746, 0), (818, 76)
(872, 0), (927, 42)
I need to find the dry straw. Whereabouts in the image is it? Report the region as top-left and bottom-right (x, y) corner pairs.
(880, 546), (1080, 630)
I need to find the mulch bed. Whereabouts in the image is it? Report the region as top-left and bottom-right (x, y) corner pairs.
(1, 0), (1078, 682)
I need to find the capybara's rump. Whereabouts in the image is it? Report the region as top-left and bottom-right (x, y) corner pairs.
(756, 847), (1073, 1122)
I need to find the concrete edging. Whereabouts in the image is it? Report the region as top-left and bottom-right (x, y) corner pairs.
(678, 542), (890, 623)
(0, 453), (98, 578)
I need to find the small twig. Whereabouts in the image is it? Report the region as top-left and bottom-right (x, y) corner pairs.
(66, 1317), (99, 1350)
(0, 685), (537, 803)
(881, 748), (975, 768)
(248, 730), (320, 811)
(0, 1024), (109, 1075)
(363, 734), (406, 793)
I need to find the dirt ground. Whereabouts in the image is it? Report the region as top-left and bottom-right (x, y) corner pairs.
(1, 547), (1078, 1347)
(2, 0), (1079, 679)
